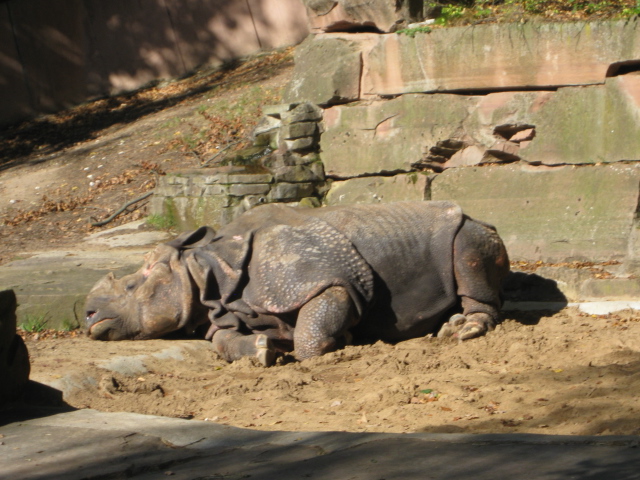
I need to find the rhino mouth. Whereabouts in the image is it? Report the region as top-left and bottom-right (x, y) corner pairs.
(86, 310), (121, 339)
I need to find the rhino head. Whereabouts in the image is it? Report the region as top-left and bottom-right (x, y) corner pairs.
(85, 227), (215, 341)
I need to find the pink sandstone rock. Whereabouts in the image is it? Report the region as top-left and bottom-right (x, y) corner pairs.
(444, 146), (486, 168)
(361, 20), (640, 96)
(509, 128), (536, 143)
(302, 0), (421, 33)
(486, 140), (521, 162)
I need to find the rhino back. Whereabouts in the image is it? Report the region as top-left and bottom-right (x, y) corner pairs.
(308, 201), (464, 340)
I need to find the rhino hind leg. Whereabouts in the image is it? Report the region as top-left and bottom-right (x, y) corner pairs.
(442, 218), (509, 341)
(294, 286), (357, 360)
(210, 329), (277, 367)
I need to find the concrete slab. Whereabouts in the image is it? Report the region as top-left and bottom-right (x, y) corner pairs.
(575, 301), (640, 316)
(1, 409), (638, 480)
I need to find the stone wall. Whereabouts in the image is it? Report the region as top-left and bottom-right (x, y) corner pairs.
(298, 17), (640, 300)
(153, 11), (640, 301)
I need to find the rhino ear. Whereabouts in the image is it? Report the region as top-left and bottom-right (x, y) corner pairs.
(166, 226), (216, 250)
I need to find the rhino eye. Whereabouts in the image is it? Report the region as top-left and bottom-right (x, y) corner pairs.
(125, 281), (138, 292)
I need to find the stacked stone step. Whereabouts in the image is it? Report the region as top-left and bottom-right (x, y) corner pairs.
(151, 103), (326, 230)
(260, 102), (326, 205)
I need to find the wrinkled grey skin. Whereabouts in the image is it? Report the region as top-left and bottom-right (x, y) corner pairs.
(86, 201), (509, 366)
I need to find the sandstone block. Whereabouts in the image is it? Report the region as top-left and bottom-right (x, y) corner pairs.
(0, 289), (30, 405)
(302, 0), (423, 33)
(362, 20), (640, 96)
(273, 165), (324, 183)
(580, 278), (640, 301)
(465, 91), (551, 148)
(263, 104), (296, 118)
(325, 173), (429, 205)
(253, 115), (281, 146)
(431, 163), (640, 263)
(227, 173), (273, 184)
(321, 94), (470, 177)
(204, 184), (228, 196)
(510, 128), (535, 143)
(203, 174), (228, 184)
(161, 195), (231, 231)
(228, 183), (271, 196)
(285, 137), (316, 152)
(186, 183), (205, 197)
(282, 122), (318, 139)
(269, 182), (315, 201)
(263, 152), (300, 169)
(485, 140), (520, 162)
(167, 175), (190, 186)
(282, 102), (324, 124)
(522, 75), (640, 164)
(444, 146), (486, 169)
(298, 153), (321, 166)
(284, 34), (370, 105)
(154, 182), (185, 197)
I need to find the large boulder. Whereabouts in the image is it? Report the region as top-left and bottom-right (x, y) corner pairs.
(0, 290), (30, 405)
(302, 0), (423, 33)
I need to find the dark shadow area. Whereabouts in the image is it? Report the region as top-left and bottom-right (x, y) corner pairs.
(0, 50), (291, 171)
(500, 270), (568, 324)
(0, 0), (302, 168)
(1, 418), (639, 480)
(606, 59), (640, 77)
(0, 380), (75, 427)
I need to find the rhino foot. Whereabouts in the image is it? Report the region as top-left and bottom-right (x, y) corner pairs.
(437, 313), (466, 338)
(211, 330), (277, 366)
(255, 334), (276, 367)
(437, 312), (494, 341)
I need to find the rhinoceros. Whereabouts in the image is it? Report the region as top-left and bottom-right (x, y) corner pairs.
(85, 201), (509, 366)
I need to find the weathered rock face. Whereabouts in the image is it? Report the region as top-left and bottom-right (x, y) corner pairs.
(284, 34), (371, 106)
(287, 19), (640, 100)
(325, 173), (430, 205)
(321, 94), (471, 177)
(522, 74), (640, 164)
(431, 163), (640, 263)
(364, 20), (640, 95)
(0, 290), (30, 405)
(319, 76), (640, 176)
(302, 0), (424, 33)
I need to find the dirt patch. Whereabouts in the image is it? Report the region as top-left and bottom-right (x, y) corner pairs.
(24, 308), (640, 436)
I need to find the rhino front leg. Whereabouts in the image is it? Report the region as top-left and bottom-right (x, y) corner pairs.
(294, 286), (357, 360)
(440, 218), (509, 341)
(210, 329), (277, 367)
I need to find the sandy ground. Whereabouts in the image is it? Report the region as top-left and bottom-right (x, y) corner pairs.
(25, 307), (640, 436)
